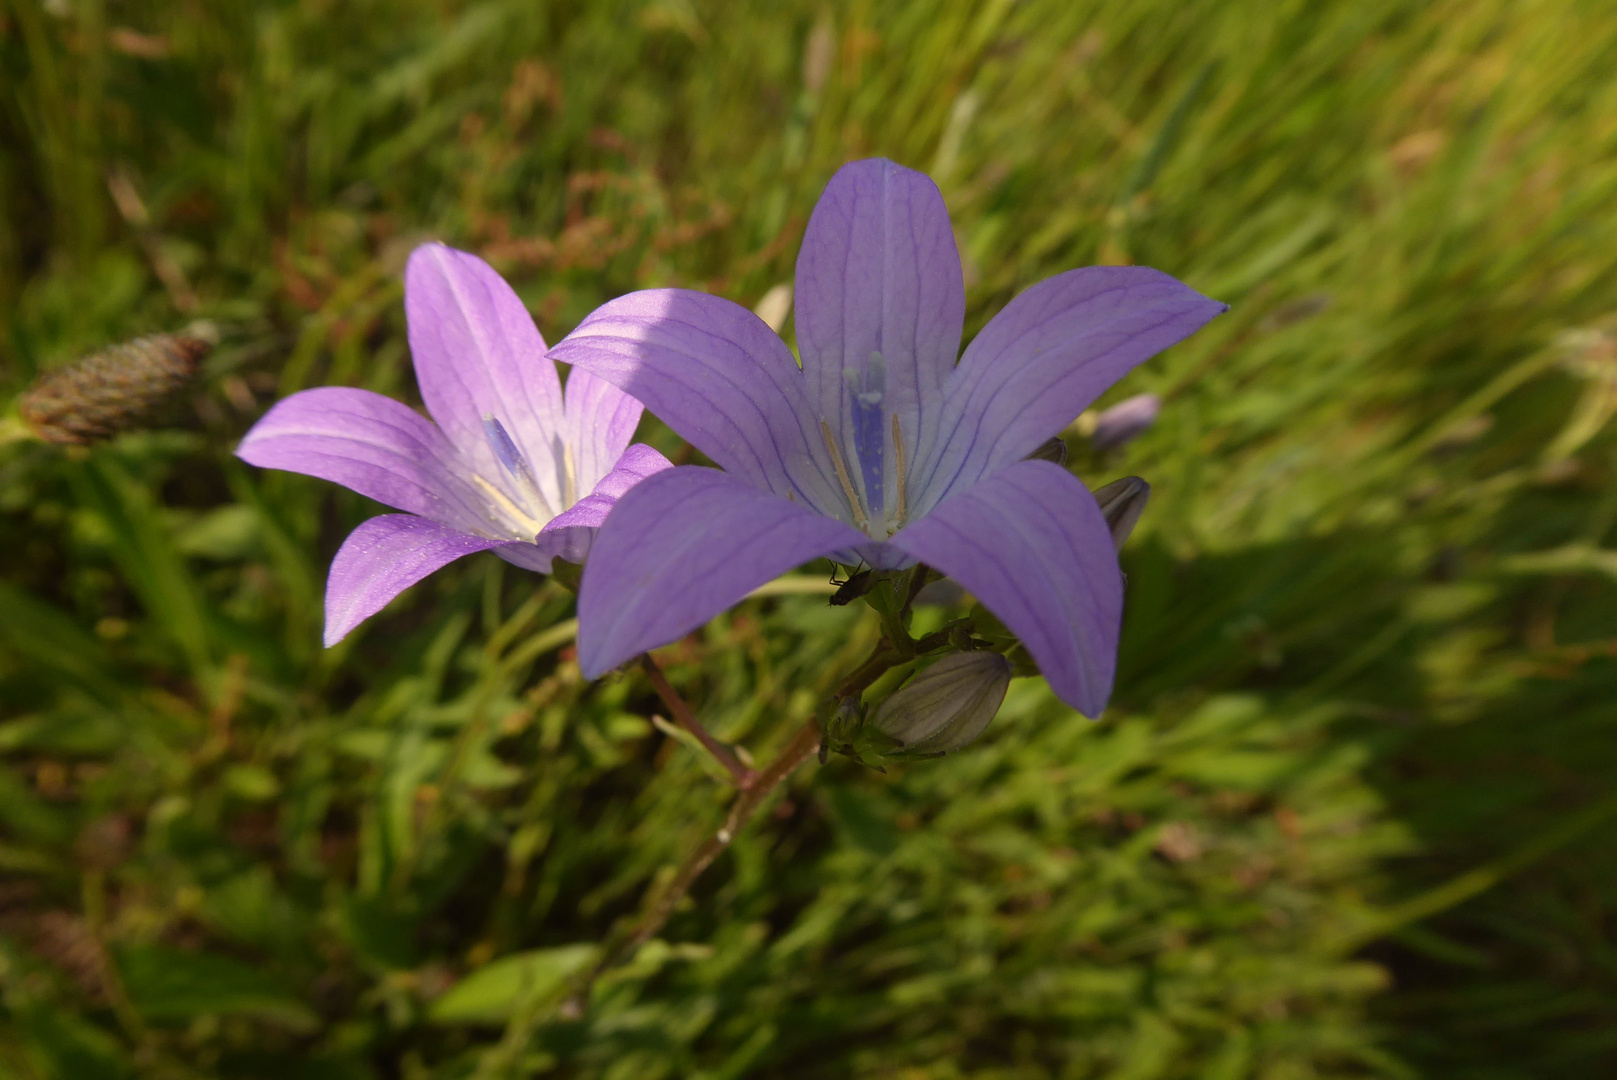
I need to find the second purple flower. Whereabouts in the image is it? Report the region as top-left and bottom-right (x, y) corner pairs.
(238, 244), (671, 646)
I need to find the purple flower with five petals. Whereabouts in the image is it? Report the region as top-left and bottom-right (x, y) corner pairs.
(237, 244), (672, 646)
(553, 160), (1225, 715)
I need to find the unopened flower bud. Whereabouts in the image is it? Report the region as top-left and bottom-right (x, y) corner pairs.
(1025, 435), (1069, 466)
(871, 651), (1012, 755)
(1090, 476), (1150, 549)
(19, 334), (209, 445)
(1089, 392), (1160, 450)
(827, 696), (864, 745)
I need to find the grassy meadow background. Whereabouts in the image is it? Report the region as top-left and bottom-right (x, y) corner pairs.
(3, 0), (1617, 1076)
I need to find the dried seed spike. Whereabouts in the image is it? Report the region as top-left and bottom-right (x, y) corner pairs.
(19, 334), (210, 445)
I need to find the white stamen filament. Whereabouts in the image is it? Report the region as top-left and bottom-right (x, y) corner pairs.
(562, 440), (578, 508)
(891, 412), (908, 531)
(820, 419), (869, 531)
(472, 473), (548, 538)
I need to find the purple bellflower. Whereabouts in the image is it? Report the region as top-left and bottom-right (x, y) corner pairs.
(1089, 392), (1162, 450)
(552, 160), (1224, 715)
(237, 243), (671, 646)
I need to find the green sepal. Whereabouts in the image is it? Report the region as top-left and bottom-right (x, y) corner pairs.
(1005, 641), (1043, 678)
(549, 559), (583, 593)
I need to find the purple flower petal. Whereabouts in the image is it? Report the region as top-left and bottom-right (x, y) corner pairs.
(890, 459), (1123, 716)
(794, 159), (965, 517)
(325, 514), (506, 646)
(915, 267), (1225, 511)
(236, 386), (485, 531)
(1089, 392), (1161, 450)
(535, 443), (674, 565)
(576, 465), (868, 677)
(550, 289), (848, 516)
(405, 244), (570, 514)
(563, 366), (644, 499)
(494, 544), (559, 574)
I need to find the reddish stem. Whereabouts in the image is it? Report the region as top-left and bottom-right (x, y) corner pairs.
(559, 715), (822, 1019)
(640, 654), (757, 787)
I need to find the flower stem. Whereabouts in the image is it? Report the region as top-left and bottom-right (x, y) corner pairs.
(834, 644), (899, 700)
(833, 617), (974, 701)
(559, 714), (822, 1018)
(640, 654), (758, 787)
(898, 563), (933, 622)
(864, 575), (915, 657)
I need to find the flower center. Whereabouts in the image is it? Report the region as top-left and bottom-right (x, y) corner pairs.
(479, 414), (553, 539)
(819, 353), (910, 540)
(845, 353), (887, 523)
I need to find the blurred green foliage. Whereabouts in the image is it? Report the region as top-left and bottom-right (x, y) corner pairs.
(3, 0), (1616, 1076)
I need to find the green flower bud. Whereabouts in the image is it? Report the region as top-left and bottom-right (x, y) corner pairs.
(826, 696), (864, 746)
(1090, 476), (1150, 549)
(871, 651), (1012, 755)
(19, 334), (209, 445)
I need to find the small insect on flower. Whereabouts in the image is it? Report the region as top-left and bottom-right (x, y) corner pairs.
(828, 568), (874, 606)
(236, 244), (671, 645)
(19, 334), (209, 445)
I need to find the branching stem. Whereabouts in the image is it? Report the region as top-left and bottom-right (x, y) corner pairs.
(640, 654), (757, 787)
(898, 563), (933, 623)
(833, 617), (973, 701)
(559, 715), (822, 1018)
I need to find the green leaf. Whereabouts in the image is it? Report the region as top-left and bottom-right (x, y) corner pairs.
(70, 456), (214, 678)
(12, 1003), (130, 1080)
(0, 767), (69, 845)
(116, 944), (317, 1031)
(426, 945), (597, 1025)
(340, 894), (420, 971)
(0, 582), (121, 704)
(224, 763), (281, 801)
(821, 783), (900, 857)
(170, 504), (262, 560)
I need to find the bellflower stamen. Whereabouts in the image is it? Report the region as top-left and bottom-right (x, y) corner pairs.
(846, 352), (887, 525)
(562, 440), (579, 508)
(482, 413), (525, 478)
(472, 473), (548, 538)
(482, 413), (555, 520)
(891, 412), (908, 530)
(820, 418), (869, 530)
